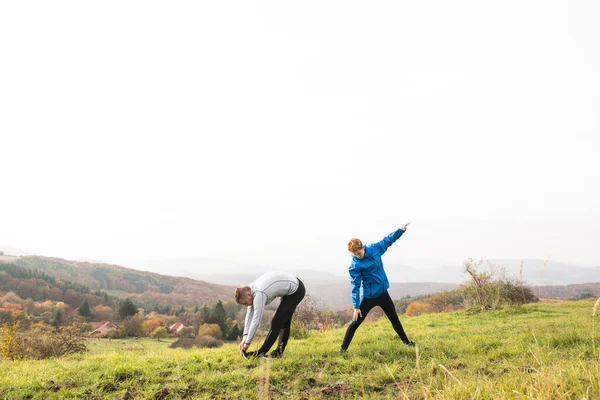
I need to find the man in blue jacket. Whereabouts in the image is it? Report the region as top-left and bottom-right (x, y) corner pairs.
(340, 223), (415, 351)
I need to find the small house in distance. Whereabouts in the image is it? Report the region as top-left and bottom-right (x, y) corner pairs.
(89, 321), (113, 336)
(169, 322), (185, 334)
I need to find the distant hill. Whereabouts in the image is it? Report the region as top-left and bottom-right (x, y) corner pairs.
(488, 259), (600, 285)
(1, 255), (235, 307)
(3, 253), (597, 310)
(532, 282), (600, 298)
(382, 259), (600, 286)
(0, 245), (31, 256)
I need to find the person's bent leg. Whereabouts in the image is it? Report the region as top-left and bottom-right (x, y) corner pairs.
(380, 291), (412, 344)
(268, 317), (292, 358)
(257, 280), (305, 355)
(276, 317), (292, 353)
(340, 297), (377, 351)
(276, 280), (305, 355)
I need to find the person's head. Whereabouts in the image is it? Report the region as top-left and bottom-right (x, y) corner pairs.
(234, 286), (253, 306)
(348, 238), (365, 259)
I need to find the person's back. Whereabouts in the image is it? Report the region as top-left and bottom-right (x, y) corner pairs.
(250, 271), (299, 306)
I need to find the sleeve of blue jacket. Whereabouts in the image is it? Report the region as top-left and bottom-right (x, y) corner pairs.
(349, 265), (362, 309)
(372, 228), (405, 256)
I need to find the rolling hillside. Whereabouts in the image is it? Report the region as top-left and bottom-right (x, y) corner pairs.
(1, 255), (235, 307)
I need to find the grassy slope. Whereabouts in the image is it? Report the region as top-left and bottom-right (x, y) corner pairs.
(1, 300), (599, 399)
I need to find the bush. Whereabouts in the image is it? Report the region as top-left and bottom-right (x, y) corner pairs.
(294, 295), (319, 331)
(574, 292), (595, 300)
(170, 338), (196, 349)
(197, 323), (222, 340)
(290, 320), (311, 340)
(0, 323), (24, 360)
(178, 326), (195, 338)
(461, 258), (538, 312)
(169, 335), (223, 349)
(121, 313), (144, 337)
(151, 326), (168, 341)
(195, 335), (223, 348)
(0, 323), (87, 360)
(427, 291), (464, 312)
(405, 302), (434, 316)
(394, 295), (431, 315)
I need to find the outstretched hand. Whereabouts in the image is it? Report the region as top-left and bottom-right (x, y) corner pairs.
(403, 222), (411, 231)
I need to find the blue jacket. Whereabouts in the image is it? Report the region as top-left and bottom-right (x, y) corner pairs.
(349, 228), (405, 308)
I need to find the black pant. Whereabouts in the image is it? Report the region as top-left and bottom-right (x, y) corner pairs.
(341, 290), (410, 350)
(256, 279), (306, 355)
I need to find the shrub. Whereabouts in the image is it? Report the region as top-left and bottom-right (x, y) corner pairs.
(169, 336), (223, 349)
(290, 320), (311, 340)
(405, 302), (434, 316)
(169, 338), (196, 349)
(574, 292), (595, 300)
(461, 258), (538, 312)
(294, 295), (319, 331)
(427, 291), (464, 312)
(178, 326), (195, 338)
(195, 335), (223, 348)
(0, 323), (24, 360)
(0, 323), (87, 360)
(197, 323), (222, 339)
(121, 313), (144, 337)
(151, 327), (168, 341)
(394, 294), (433, 315)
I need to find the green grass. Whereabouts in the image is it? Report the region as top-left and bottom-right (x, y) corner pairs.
(1, 300), (599, 399)
(103, 289), (128, 298)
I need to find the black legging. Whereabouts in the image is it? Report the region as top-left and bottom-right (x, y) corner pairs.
(341, 290), (410, 350)
(256, 279), (306, 355)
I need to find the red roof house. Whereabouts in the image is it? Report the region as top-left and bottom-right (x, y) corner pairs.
(89, 321), (113, 336)
(169, 322), (185, 333)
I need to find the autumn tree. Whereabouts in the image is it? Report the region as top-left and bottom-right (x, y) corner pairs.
(225, 322), (240, 341)
(121, 312), (144, 337)
(198, 323), (222, 340)
(151, 326), (168, 341)
(208, 301), (227, 333)
(175, 305), (185, 316)
(142, 312), (162, 335)
(119, 298), (138, 319)
(405, 302), (434, 316)
(51, 309), (63, 327)
(77, 300), (92, 319)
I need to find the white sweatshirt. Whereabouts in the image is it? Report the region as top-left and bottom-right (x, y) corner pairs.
(243, 271), (299, 345)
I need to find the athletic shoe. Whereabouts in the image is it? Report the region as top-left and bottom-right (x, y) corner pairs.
(241, 350), (251, 358)
(269, 349), (283, 358)
(403, 340), (416, 347)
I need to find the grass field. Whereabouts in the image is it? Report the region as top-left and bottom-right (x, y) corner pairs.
(1, 299), (599, 399)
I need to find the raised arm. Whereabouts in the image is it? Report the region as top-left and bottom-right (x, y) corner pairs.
(372, 224), (409, 255)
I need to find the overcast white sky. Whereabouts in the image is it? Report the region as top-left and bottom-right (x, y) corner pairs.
(1, 1), (599, 270)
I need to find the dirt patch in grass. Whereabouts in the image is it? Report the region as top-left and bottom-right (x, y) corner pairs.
(153, 385), (170, 400)
(320, 383), (354, 397)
